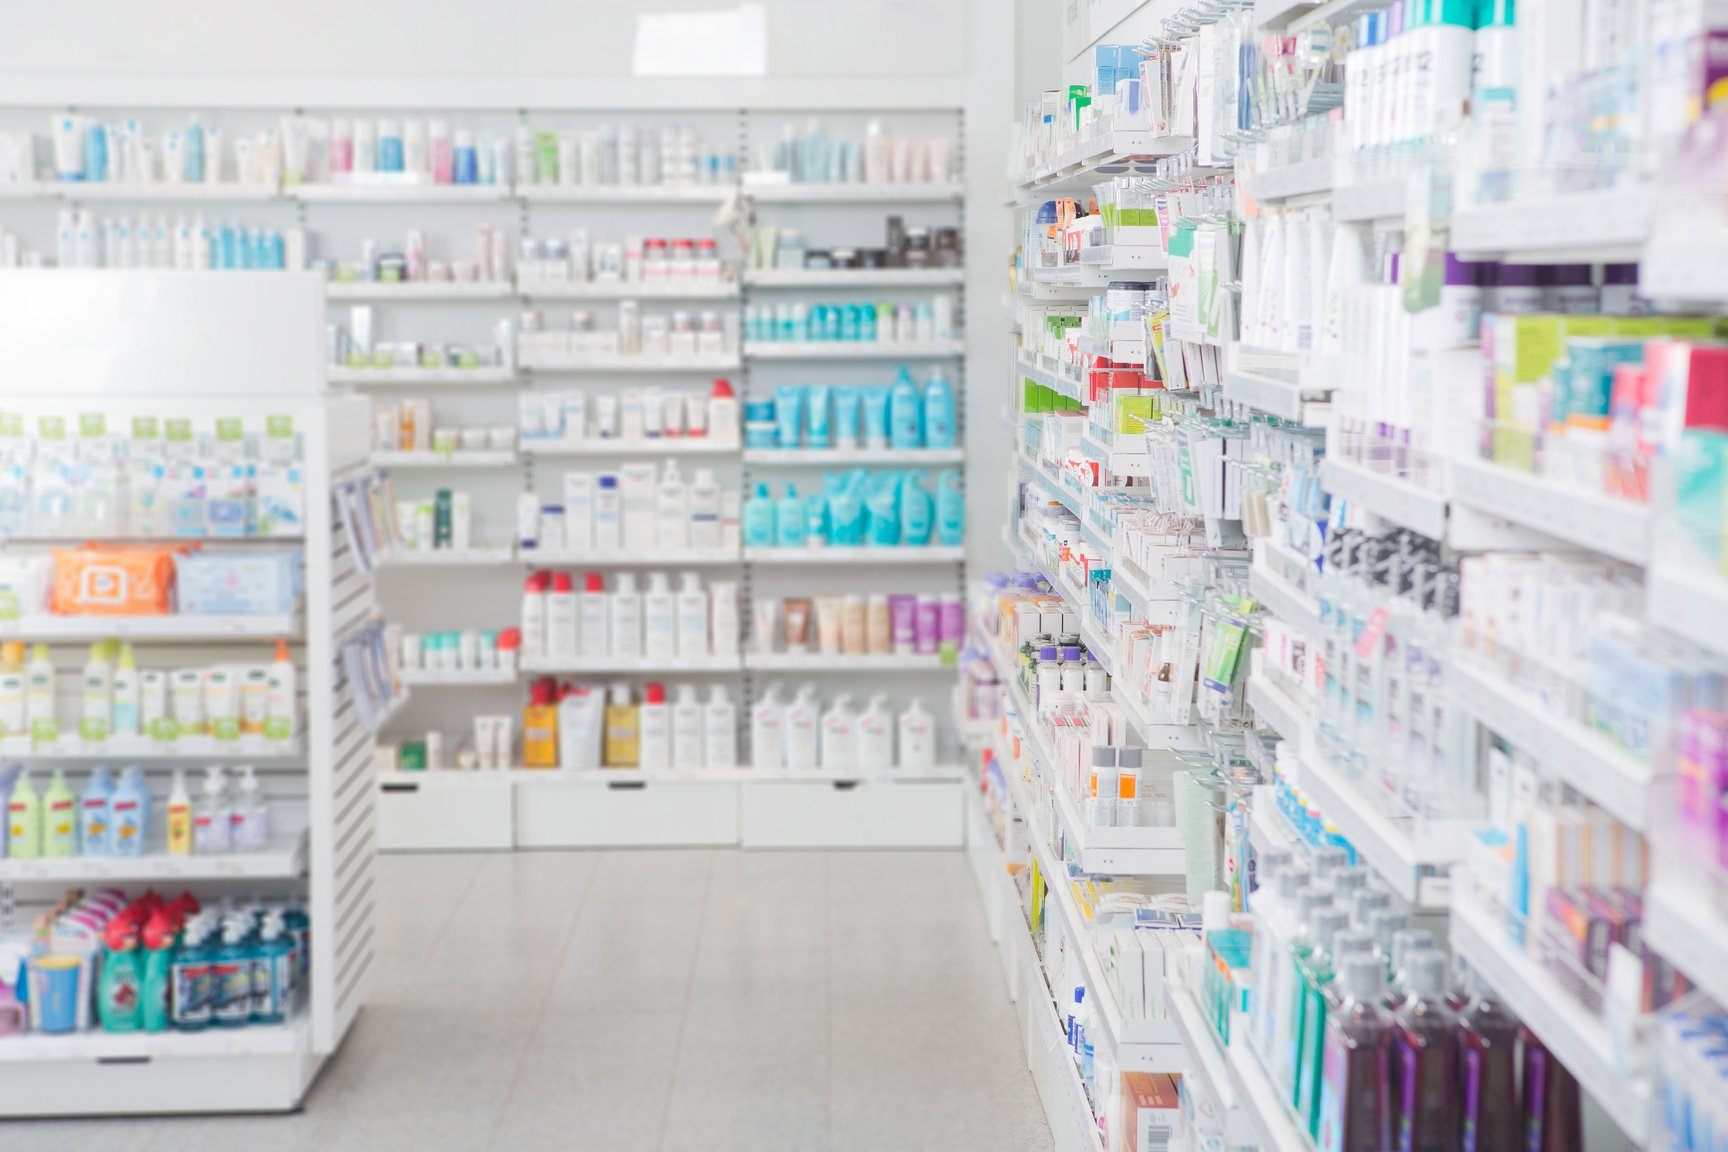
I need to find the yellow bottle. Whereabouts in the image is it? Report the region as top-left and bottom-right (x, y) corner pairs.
(166, 768), (192, 856)
(603, 683), (640, 768)
(520, 680), (560, 768)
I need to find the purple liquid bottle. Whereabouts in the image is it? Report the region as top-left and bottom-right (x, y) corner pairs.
(1317, 954), (1393, 1152)
(1457, 971), (1521, 1152)
(1391, 949), (1459, 1152)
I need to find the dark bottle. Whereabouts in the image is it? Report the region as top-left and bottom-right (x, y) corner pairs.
(1391, 949), (1460, 1152)
(1318, 954), (1393, 1152)
(1520, 1028), (1584, 1152)
(1457, 972), (1522, 1152)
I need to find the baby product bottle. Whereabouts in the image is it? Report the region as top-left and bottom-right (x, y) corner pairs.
(110, 766), (150, 857)
(77, 765), (114, 856)
(856, 695), (893, 769)
(820, 694), (855, 769)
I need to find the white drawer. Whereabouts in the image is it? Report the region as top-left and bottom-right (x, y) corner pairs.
(739, 776), (964, 848)
(377, 772), (513, 852)
(515, 777), (741, 847)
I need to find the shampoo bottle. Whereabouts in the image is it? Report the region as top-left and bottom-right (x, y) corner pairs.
(578, 572), (609, 658)
(546, 572), (578, 660)
(901, 471), (934, 545)
(520, 571), (550, 661)
(922, 368), (956, 448)
(0, 641), (24, 737)
(889, 368), (923, 449)
(26, 644), (56, 741)
(1316, 955), (1393, 1152)
(1390, 949), (1459, 1152)
(936, 470), (965, 546)
(751, 684), (785, 769)
(610, 573), (642, 658)
(6, 768), (40, 858)
(638, 682), (671, 770)
(856, 695), (893, 769)
(42, 768), (76, 857)
(775, 484), (807, 547)
(676, 573), (709, 659)
(232, 765), (268, 850)
(111, 765), (150, 857)
(743, 483), (776, 547)
(643, 573), (677, 660)
(820, 694), (855, 769)
(265, 639), (296, 743)
(166, 767), (193, 856)
(112, 643), (140, 737)
(657, 462), (688, 549)
(897, 699), (935, 769)
(703, 685), (737, 768)
(99, 913), (144, 1033)
(671, 684), (704, 769)
(78, 765), (114, 856)
(139, 905), (176, 1033)
(603, 683), (640, 767)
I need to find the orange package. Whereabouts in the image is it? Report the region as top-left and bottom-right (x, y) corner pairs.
(51, 546), (179, 616)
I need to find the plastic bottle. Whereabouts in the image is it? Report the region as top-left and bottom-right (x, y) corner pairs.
(638, 682), (671, 771)
(171, 913), (215, 1030)
(922, 368), (956, 449)
(603, 683), (640, 767)
(252, 911), (293, 1024)
(888, 368), (923, 449)
(112, 643), (140, 737)
(703, 685), (737, 768)
(671, 685), (704, 770)
(25, 644), (56, 741)
(936, 470), (965, 546)
(520, 571), (550, 662)
(105, 765), (146, 857)
(643, 573), (677, 660)
(194, 766), (231, 855)
(166, 767), (193, 856)
(545, 572), (578, 660)
(751, 684), (785, 770)
(1272, 887), (1335, 1091)
(784, 686), (819, 770)
(657, 462), (687, 549)
(1316, 954), (1393, 1152)
(232, 766), (268, 850)
(1456, 970), (1521, 1152)
(1295, 907), (1355, 1130)
(676, 573), (709, 659)
(265, 639), (297, 743)
(78, 765), (114, 856)
(820, 694), (855, 769)
(139, 903), (178, 1033)
(855, 695), (894, 769)
(35, 768), (70, 859)
(281, 901), (311, 990)
(1391, 949), (1460, 1152)
(901, 471), (934, 545)
(610, 573), (642, 658)
(210, 916), (255, 1028)
(1520, 1026), (1583, 1152)
(578, 572), (609, 658)
(99, 911), (144, 1033)
(743, 482), (776, 547)
(79, 642), (114, 743)
(775, 484), (807, 547)
(896, 699), (935, 769)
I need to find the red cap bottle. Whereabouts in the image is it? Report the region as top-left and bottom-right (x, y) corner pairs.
(584, 572), (606, 593)
(644, 682), (667, 705)
(551, 572), (574, 594)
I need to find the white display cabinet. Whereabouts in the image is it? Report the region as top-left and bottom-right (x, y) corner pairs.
(0, 271), (381, 1114)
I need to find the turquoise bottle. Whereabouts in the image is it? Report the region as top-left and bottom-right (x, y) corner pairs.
(170, 913), (216, 1031)
(282, 901), (310, 989)
(922, 368), (956, 448)
(252, 912), (293, 1023)
(775, 484), (807, 547)
(901, 471), (933, 545)
(742, 483), (776, 547)
(139, 905), (177, 1033)
(210, 915), (254, 1028)
(97, 913), (143, 1033)
(935, 469), (964, 546)
(888, 368), (922, 449)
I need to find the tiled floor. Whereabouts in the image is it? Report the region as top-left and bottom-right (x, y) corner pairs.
(9, 848), (1055, 1152)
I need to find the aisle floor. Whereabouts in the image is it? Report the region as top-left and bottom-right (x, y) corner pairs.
(10, 848), (1054, 1152)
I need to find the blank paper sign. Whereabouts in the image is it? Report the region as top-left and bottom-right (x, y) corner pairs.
(633, 3), (767, 75)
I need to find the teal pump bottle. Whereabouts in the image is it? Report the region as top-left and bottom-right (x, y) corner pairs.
(211, 916), (254, 1028)
(139, 905), (177, 1033)
(98, 912), (144, 1033)
(742, 483), (776, 547)
(922, 368), (956, 449)
(775, 484), (807, 547)
(901, 471), (934, 545)
(935, 470), (964, 546)
(282, 901), (310, 990)
(888, 368), (923, 449)
(171, 913), (216, 1031)
(253, 912), (293, 1023)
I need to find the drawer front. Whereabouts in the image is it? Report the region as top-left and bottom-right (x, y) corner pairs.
(515, 778), (741, 847)
(377, 775), (513, 852)
(740, 778), (964, 848)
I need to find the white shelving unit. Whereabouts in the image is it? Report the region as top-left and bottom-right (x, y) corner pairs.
(515, 279), (738, 299)
(743, 268), (964, 288)
(742, 340), (965, 360)
(0, 271), (377, 1116)
(325, 281), (514, 301)
(327, 365), (515, 387)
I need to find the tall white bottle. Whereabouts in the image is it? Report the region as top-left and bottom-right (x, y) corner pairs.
(675, 573), (709, 659)
(520, 572), (549, 662)
(642, 573), (677, 660)
(671, 684), (704, 769)
(610, 573), (642, 659)
(750, 684), (784, 770)
(703, 685), (737, 768)
(897, 699), (935, 770)
(638, 682), (671, 770)
(784, 686), (819, 771)
(689, 468), (722, 549)
(546, 573), (578, 660)
(657, 462), (688, 549)
(820, 693), (855, 769)
(577, 572), (609, 658)
(710, 581), (739, 657)
(855, 694), (893, 770)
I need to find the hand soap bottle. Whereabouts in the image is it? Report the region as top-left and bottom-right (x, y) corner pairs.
(856, 695), (893, 769)
(751, 684), (784, 770)
(775, 484), (807, 547)
(889, 368), (923, 449)
(896, 699), (935, 769)
(922, 368), (956, 448)
(603, 683), (640, 767)
(166, 767), (193, 856)
(820, 694), (855, 769)
(784, 686), (818, 770)
(78, 765), (114, 856)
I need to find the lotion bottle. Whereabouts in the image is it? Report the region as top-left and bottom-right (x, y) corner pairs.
(703, 685), (737, 768)
(638, 682), (671, 770)
(78, 765), (114, 856)
(676, 573), (709, 659)
(610, 573), (642, 658)
(643, 572), (677, 660)
(1390, 949), (1459, 1152)
(603, 683), (640, 767)
(112, 643), (140, 738)
(520, 572), (550, 662)
(578, 572), (609, 658)
(784, 686), (818, 770)
(6, 769), (40, 858)
(689, 468), (722, 548)
(897, 699), (935, 769)
(546, 572), (578, 660)
(657, 462), (688, 549)
(166, 767), (193, 856)
(856, 695), (893, 769)
(42, 768), (76, 857)
(751, 684), (785, 770)
(671, 684), (704, 769)
(820, 694), (855, 769)
(25, 644), (56, 742)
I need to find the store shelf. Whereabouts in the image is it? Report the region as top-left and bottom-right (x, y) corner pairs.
(1331, 178), (1406, 223)
(1048, 776), (1186, 875)
(1450, 187), (1654, 263)
(381, 546), (517, 567)
(515, 279), (739, 299)
(325, 281), (514, 301)
(398, 666), (518, 686)
(0, 821), (308, 883)
(1248, 552), (1320, 638)
(0, 611), (301, 641)
(0, 1018), (309, 1063)
(518, 654), (742, 673)
(518, 183), (733, 202)
(327, 366), (515, 386)
(745, 652), (951, 671)
(59, 181), (282, 202)
(742, 447), (964, 465)
(1292, 747), (1464, 906)
(743, 182), (964, 202)
(1450, 456), (1651, 566)
(1645, 875), (1728, 1016)
(1451, 661), (1651, 828)
(1221, 353), (1333, 426)
(1017, 355), (1084, 403)
(1015, 127), (1195, 200)
(519, 437), (740, 456)
(0, 733), (303, 761)
(371, 449), (518, 468)
(743, 546), (965, 564)
(1245, 159), (1333, 201)
(742, 340), (963, 360)
(1077, 243), (1167, 272)
(1225, 1042), (1313, 1152)
(1451, 898), (1651, 1145)
(1168, 983), (1249, 1132)
(1248, 674), (1314, 752)
(1320, 458), (1447, 541)
(518, 353), (740, 373)
(1640, 231), (1728, 301)
(522, 548), (740, 567)
(743, 268), (965, 288)
(292, 182), (510, 202)
(1647, 564), (1728, 659)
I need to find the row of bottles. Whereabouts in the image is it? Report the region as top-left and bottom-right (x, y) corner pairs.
(5, 764), (270, 859)
(751, 687), (935, 771)
(519, 570), (738, 663)
(740, 469), (964, 549)
(526, 679), (737, 771)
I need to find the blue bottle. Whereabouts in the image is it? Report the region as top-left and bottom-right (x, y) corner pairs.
(859, 305), (877, 342)
(170, 914), (216, 1031)
(210, 916), (254, 1028)
(78, 766), (114, 856)
(775, 484), (807, 547)
(865, 472), (902, 547)
(742, 483), (776, 547)
(923, 369), (957, 449)
(901, 471), (934, 545)
(84, 122), (109, 183)
(822, 306), (841, 342)
(185, 116), (205, 183)
(936, 470), (965, 546)
(889, 369), (923, 449)
(110, 766), (150, 858)
(252, 913), (293, 1023)
(281, 901), (310, 988)
(804, 494), (829, 547)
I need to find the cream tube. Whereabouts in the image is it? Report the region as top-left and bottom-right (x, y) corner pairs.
(782, 598), (812, 654)
(753, 596), (780, 655)
(494, 715), (515, 769)
(474, 715), (500, 771)
(814, 595), (843, 655)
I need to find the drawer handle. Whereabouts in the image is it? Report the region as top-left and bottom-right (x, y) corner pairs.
(381, 782), (420, 794)
(608, 780), (647, 791)
(98, 1056), (152, 1066)
(831, 779), (860, 791)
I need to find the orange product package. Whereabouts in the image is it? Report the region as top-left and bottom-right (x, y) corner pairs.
(51, 545), (179, 616)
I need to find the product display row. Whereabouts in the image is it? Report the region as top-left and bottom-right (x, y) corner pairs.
(747, 216), (962, 273)
(518, 381), (738, 446)
(4, 764), (273, 860)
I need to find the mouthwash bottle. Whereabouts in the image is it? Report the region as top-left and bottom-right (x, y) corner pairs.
(171, 914), (216, 1031)
(1316, 955), (1393, 1152)
(252, 912), (293, 1023)
(210, 915), (255, 1028)
(1457, 972), (1521, 1152)
(1391, 949), (1459, 1152)
(1295, 908), (1352, 1133)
